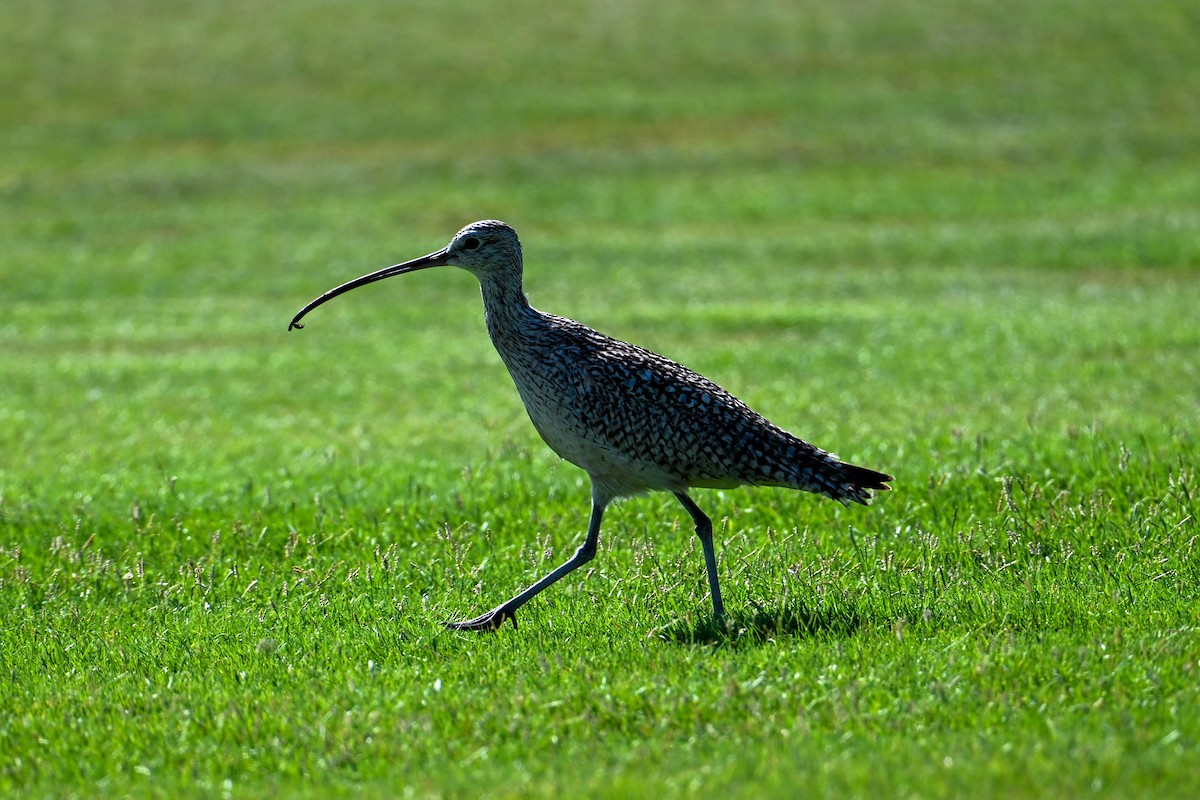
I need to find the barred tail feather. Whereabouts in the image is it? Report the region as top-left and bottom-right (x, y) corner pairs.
(834, 461), (893, 506)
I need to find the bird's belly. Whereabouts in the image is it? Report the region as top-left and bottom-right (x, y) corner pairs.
(520, 392), (685, 497)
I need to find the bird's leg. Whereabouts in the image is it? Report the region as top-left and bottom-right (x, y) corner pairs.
(444, 494), (608, 633)
(674, 492), (726, 624)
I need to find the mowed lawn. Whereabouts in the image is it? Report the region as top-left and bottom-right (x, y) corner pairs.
(2, 0), (1198, 797)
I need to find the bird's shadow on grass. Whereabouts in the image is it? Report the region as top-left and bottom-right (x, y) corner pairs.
(655, 600), (868, 647)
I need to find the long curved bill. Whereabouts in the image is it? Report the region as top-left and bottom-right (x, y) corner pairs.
(288, 246), (450, 331)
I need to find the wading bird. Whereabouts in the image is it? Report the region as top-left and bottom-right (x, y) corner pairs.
(289, 220), (891, 632)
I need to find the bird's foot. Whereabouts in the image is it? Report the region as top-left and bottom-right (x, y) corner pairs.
(443, 605), (518, 633)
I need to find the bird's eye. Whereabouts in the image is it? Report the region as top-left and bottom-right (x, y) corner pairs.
(462, 237), (481, 251)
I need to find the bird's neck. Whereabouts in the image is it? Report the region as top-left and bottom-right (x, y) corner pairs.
(478, 273), (537, 343)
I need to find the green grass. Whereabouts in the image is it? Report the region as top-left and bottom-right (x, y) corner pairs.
(2, 0), (1198, 797)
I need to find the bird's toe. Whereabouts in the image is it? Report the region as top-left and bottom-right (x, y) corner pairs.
(443, 606), (517, 633)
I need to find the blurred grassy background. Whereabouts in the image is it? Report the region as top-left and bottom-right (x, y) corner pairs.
(3, 0), (1196, 501)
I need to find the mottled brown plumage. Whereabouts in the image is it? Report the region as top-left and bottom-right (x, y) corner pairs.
(289, 220), (892, 632)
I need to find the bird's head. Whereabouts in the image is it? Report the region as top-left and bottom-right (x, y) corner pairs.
(288, 219), (522, 331)
(441, 219), (523, 279)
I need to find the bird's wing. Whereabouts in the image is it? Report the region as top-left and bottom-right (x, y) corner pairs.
(546, 326), (806, 487)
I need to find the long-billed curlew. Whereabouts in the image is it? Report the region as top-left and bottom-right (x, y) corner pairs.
(289, 220), (892, 632)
